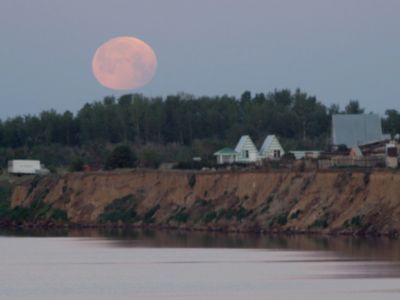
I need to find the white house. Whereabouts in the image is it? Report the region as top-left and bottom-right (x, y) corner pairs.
(213, 147), (238, 165)
(235, 135), (260, 163)
(259, 135), (285, 159)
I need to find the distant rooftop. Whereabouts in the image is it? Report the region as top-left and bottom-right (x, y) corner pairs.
(332, 114), (387, 147)
(213, 147), (238, 155)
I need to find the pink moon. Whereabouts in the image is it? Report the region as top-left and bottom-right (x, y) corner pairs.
(92, 36), (157, 90)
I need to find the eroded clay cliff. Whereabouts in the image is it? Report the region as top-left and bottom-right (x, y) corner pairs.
(8, 169), (400, 236)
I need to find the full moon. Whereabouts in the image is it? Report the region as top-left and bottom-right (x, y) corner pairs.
(92, 36), (157, 90)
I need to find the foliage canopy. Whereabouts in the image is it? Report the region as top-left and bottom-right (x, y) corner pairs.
(0, 89), (398, 168)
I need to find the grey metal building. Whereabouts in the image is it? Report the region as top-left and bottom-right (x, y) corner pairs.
(332, 114), (388, 147)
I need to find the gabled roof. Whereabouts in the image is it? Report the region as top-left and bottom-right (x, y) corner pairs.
(260, 135), (274, 152)
(259, 134), (284, 156)
(350, 145), (363, 157)
(332, 114), (385, 147)
(234, 135), (258, 153)
(214, 147), (238, 156)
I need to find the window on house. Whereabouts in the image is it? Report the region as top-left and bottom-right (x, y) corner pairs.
(387, 147), (398, 157)
(273, 150), (281, 158)
(244, 150), (249, 158)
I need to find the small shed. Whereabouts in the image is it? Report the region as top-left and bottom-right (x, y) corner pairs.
(235, 135), (260, 163)
(259, 135), (285, 159)
(214, 148), (238, 164)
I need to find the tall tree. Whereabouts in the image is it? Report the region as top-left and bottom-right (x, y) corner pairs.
(383, 109), (400, 137)
(345, 100), (364, 114)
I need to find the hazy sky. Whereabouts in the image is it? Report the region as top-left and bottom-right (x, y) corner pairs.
(1, 0), (399, 119)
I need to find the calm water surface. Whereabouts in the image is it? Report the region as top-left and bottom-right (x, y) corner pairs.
(1, 229), (400, 300)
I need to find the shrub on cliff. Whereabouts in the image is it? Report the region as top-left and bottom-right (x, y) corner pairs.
(69, 158), (84, 172)
(138, 148), (161, 168)
(169, 207), (190, 223)
(0, 185), (12, 220)
(105, 145), (137, 170)
(3, 202), (68, 224)
(282, 152), (296, 161)
(98, 194), (138, 223)
(143, 204), (160, 224)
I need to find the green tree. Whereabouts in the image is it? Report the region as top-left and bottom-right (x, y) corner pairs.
(383, 109), (400, 137)
(345, 100), (364, 114)
(105, 145), (137, 169)
(328, 104), (340, 115)
(139, 148), (161, 168)
(69, 158), (84, 172)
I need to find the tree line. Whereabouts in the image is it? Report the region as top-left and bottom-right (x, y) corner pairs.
(0, 89), (399, 168)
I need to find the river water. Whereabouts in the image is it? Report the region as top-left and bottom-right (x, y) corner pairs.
(0, 229), (400, 300)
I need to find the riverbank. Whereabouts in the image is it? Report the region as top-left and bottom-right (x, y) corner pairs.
(2, 169), (400, 237)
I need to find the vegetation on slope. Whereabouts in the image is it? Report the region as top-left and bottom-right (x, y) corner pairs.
(0, 177), (68, 226)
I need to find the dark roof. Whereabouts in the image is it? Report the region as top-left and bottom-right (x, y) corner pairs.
(332, 114), (386, 147)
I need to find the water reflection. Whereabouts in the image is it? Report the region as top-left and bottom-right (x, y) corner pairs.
(1, 229), (400, 299)
(2, 227), (400, 261)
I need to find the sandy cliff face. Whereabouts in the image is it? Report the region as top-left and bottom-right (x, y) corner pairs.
(9, 170), (400, 236)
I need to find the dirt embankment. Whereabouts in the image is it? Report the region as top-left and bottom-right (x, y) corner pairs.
(7, 169), (400, 236)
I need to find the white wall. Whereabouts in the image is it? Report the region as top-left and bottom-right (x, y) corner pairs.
(260, 136), (285, 159)
(8, 160), (41, 174)
(235, 136), (260, 163)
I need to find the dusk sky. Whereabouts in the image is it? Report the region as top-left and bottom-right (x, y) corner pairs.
(1, 0), (399, 119)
